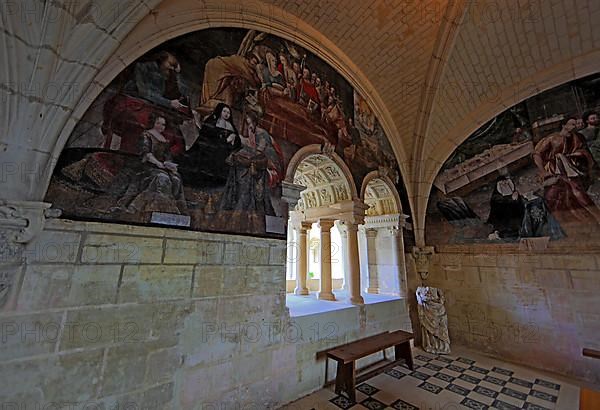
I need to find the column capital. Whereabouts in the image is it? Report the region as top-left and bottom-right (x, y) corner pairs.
(288, 210), (305, 230)
(386, 226), (401, 237)
(316, 218), (335, 231)
(334, 220), (348, 237)
(333, 198), (368, 226)
(337, 220), (359, 233)
(300, 221), (313, 231)
(365, 228), (378, 238)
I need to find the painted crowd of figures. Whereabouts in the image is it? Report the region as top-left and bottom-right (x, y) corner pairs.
(46, 29), (404, 236)
(432, 96), (600, 244)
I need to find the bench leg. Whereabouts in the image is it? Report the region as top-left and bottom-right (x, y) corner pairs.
(395, 342), (414, 370)
(335, 361), (356, 402)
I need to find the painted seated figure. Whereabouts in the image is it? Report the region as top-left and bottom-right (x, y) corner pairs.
(116, 115), (186, 215)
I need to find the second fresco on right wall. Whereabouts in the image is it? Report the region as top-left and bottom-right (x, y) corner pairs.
(426, 73), (600, 245)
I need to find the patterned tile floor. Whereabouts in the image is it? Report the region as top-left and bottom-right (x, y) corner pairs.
(280, 346), (580, 410)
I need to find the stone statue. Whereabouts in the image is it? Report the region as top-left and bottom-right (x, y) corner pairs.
(416, 286), (451, 354)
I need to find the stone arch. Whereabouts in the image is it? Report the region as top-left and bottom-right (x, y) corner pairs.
(293, 155), (351, 210)
(360, 171), (402, 216)
(45, 0), (405, 202)
(285, 145), (358, 201)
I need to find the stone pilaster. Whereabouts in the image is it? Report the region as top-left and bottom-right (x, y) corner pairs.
(365, 228), (380, 294)
(364, 213), (410, 296)
(294, 221), (312, 296)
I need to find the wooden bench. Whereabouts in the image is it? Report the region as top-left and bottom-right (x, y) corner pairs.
(580, 348), (600, 410)
(325, 330), (414, 401)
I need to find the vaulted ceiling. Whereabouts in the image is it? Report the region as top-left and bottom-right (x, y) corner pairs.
(2, 0), (599, 244)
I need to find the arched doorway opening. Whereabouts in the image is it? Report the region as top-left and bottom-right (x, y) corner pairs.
(288, 153), (353, 296)
(360, 172), (408, 297)
(283, 146), (369, 306)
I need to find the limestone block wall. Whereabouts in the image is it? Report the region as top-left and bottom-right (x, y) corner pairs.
(283, 299), (411, 404)
(423, 243), (600, 387)
(0, 219), (411, 409)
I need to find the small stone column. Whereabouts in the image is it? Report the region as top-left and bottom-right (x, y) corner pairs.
(294, 221), (312, 295)
(389, 227), (406, 297)
(335, 221), (349, 292)
(318, 219), (336, 301)
(286, 221), (295, 282)
(365, 228), (380, 294)
(346, 222), (364, 305)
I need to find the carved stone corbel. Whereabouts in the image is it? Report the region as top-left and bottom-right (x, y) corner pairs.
(0, 200), (58, 310)
(0, 201), (57, 243)
(411, 246), (435, 281)
(281, 181), (306, 209)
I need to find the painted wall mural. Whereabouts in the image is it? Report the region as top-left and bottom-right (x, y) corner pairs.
(426, 73), (600, 245)
(45, 28), (408, 238)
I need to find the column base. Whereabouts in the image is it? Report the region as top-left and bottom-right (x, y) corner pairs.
(318, 291), (336, 301)
(350, 295), (364, 305)
(367, 287), (380, 294)
(294, 287), (309, 295)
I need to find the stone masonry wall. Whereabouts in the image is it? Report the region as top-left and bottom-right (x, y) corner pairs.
(423, 243), (600, 387)
(0, 219), (411, 409)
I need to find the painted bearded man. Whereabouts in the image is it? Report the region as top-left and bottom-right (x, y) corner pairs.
(532, 116), (600, 223)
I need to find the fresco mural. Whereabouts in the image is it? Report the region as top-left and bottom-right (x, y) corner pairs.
(426, 73), (600, 244)
(45, 28), (408, 238)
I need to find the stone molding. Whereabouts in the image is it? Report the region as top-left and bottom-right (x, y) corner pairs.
(301, 198), (369, 227)
(363, 213), (410, 230)
(435, 241), (600, 254)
